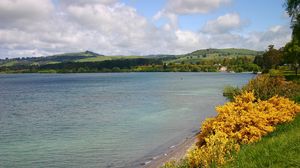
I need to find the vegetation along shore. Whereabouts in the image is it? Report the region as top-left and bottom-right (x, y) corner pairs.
(0, 49), (262, 73)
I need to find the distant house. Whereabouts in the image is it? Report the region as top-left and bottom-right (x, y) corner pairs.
(219, 66), (227, 72)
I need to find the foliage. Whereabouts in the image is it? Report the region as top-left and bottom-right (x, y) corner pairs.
(133, 64), (219, 72)
(184, 92), (300, 168)
(164, 55), (261, 73)
(223, 74), (300, 101)
(261, 45), (284, 71)
(285, 0), (300, 39)
(285, 74), (300, 83)
(223, 114), (300, 168)
(0, 50), (104, 68)
(284, 0), (300, 75)
(0, 48), (264, 73)
(184, 48), (262, 59)
(253, 55), (264, 68)
(284, 38), (300, 75)
(0, 48), (261, 71)
(76, 55), (142, 63)
(187, 132), (239, 167)
(162, 160), (190, 168)
(268, 69), (283, 76)
(0, 58), (163, 73)
(223, 86), (242, 101)
(243, 74), (300, 100)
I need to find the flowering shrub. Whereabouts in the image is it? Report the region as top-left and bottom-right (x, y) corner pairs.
(187, 132), (239, 168)
(185, 91), (300, 168)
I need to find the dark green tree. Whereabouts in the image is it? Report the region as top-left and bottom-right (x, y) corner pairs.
(262, 45), (284, 70)
(163, 63), (167, 70)
(284, 39), (300, 74)
(284, 0), (300, 74)
(254, 55), (264, 67)
(285, 0), (300, 39)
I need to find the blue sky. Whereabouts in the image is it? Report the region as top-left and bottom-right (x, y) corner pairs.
(121, 0), (289, 32)
(0, 0), (293, 58)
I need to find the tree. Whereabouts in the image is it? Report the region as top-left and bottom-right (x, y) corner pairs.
(163, 63), (167, 70)
(284, 0), (300, 74)
(262, 45), (284, 70)
(284, 39), (300, 74)
(285, 0), (300, 40)
(254, 55), (264, 68)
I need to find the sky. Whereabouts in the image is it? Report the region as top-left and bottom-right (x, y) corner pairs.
(0, 0), (293, 58)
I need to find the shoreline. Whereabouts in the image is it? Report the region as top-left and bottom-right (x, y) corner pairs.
(0, 71), (256, 74)
(141, 133), (199, 168)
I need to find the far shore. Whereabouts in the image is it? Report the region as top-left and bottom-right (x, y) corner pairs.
(0, 71), (256, 74)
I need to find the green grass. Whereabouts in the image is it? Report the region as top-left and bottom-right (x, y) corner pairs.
(285, 74), (300, 83)
(51, 50), (101, 57)
(166, 54), (255, 64)
(185, 48), (262, 57)
(223, 114), (300, 168)
(75, 56), (142, 62)
(162, 112), (300, 168)
(0, 60), (18, 67)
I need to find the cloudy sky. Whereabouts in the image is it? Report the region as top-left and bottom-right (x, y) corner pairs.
(0, 0), (292, 58)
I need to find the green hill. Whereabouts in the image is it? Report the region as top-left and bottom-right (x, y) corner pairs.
(52, 50), (103, 57)
(0, 50), (104, 67)
(185, 48), (262, 57)
(76, 55), (143, 63)
(0, 48), (263, 68)
(166, 48), (263, 64)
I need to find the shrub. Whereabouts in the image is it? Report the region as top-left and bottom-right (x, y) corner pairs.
(243, 74), (300, 100)
(162, 160), (190, 168)
(187, 132), (239, 168)
(285, 75), (300, 83)
(223, 86), (241, 101)
(268, 69), (283, 76)
(185, 92), (300, 168)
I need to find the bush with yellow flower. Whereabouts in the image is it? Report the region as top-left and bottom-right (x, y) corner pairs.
(185, 91), (300, 168)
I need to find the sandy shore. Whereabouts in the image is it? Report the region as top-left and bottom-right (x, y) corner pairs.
(142, 133), (199, 168)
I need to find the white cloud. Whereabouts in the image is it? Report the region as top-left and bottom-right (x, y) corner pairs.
(153, 0), (232, 35)
(59, 0), (118, 6)
(203, 25), (292, 50)
(0, 0), (54, 28)
(202, 13), (244, 34)
(63, 3), (171, 55)
(165, 0), (231, 14)
(269, 25), (282, 32)
(66, 3), (149, 35)
(246, 25), (292, 49)
(174, 30), (208, 51)
(153, 11), (178, 30)
(0, 0), (293, 58)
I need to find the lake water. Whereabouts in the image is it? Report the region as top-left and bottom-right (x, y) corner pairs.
(0, 73), (254, 168)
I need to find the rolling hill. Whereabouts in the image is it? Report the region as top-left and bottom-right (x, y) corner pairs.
(0, 48), (263, 68)
(0, 50), (103, 67)
(166, 48), (263, 64)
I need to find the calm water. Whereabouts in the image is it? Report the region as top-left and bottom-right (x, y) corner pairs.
(0, 73), (254, 168)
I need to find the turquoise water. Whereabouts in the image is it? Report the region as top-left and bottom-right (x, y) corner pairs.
(0, 73), (254, 168)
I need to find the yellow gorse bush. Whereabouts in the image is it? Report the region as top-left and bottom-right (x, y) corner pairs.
(187, 132), (239, 168)
(186, 91), (300, 168)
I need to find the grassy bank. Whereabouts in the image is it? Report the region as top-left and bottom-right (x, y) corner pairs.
(222, 74), (300, 168)
(223, 114), (300, 168)
(162, 114), (300, 168)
